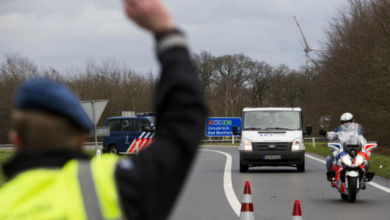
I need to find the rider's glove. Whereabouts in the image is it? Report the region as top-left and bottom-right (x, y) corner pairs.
(332, 151), (339, 157)
(319, 129), (327, 136)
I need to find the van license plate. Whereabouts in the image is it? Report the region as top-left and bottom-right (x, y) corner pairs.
(263, 155), (281, 160)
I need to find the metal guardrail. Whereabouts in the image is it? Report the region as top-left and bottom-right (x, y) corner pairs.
(0, 138), (325, 148)
(304, 137), (326, 142)
(200, 140), (240, 143)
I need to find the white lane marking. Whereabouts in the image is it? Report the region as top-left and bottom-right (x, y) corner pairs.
(369, 182), (390, 193)
(200, 149), (241, 217)
(305, 154), (390, 194)
(305, 154), (325, 164)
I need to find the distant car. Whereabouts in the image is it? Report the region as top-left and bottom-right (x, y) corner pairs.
(102, 113), (156, 154)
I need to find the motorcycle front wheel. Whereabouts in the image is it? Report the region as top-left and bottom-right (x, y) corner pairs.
(347, 176), (358, 203)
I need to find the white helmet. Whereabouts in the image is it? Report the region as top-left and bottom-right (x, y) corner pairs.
(340, 113), (353, 124)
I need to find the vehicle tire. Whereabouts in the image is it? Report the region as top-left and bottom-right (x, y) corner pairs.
(297, 160), (305, 172)
(108, 145), (119, 155)
(347, 177), (357, 203)
(240, 161), (248, 173)
(340, 193), (348, 200)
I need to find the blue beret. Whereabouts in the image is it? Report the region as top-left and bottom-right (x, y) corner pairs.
(14, 79), (92, 132)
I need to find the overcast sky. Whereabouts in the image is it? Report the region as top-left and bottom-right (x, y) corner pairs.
(0, 0), (342, 74)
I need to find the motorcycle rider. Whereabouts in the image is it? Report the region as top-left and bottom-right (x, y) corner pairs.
(319, 113), (369, 189)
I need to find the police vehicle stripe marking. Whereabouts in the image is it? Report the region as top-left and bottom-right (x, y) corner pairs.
(141, 133), (155, 150)
(127, 138), (138, 153)
(137, 132), (151, 151)
(128, 132), (146, 153)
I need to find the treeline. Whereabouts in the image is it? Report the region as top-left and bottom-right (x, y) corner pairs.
(0, 54), (157, 143)
(310, 0), (390, 153)
(1, 0), (390, 154)
(0, 52), (310, 143)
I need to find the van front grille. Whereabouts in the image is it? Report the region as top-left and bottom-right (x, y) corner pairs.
(253, 142), (291, 152)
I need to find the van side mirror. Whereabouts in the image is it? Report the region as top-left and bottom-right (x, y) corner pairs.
(143, 126), (154, 132)
(233, 125), (241, 135)
(305, 125), (312, 135)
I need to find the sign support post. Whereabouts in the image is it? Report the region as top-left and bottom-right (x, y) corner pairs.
(80, 100), (109, 157)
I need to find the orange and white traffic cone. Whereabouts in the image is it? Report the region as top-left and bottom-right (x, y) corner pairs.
(240, 181), (255, 220)
(292, 200), (302, 220)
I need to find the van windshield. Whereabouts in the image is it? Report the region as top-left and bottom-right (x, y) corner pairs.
(244, 111), (301, 130)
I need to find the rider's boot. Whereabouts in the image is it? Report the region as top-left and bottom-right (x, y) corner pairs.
(362, 162), (370, 190)
(326, 156), (336, 181)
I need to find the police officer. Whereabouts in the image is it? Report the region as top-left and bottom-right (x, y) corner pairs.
(0, 0), (207, 219)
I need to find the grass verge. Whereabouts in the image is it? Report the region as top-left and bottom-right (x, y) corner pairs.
(305, 142), (390, 179)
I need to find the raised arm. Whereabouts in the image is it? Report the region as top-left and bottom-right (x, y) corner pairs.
(116, 1), (207, 219)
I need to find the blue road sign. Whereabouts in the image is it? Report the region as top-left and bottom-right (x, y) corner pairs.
(205, 117), (241, 137)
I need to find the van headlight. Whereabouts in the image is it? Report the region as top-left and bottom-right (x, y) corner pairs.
(243, 138), (253, 151)
(341, 156), (352, 166)
(291, 138), (300, 151)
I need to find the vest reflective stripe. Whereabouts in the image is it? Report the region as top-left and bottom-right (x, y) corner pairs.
(78, 160), (104, 220)
(89, 156), (124, 220)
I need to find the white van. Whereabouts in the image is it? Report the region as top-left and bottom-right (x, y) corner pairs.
(233, 107), (312, 173)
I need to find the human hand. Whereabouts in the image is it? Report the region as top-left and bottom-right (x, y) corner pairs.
(319, 129), (327, 136)
(123, 0), (175, 34)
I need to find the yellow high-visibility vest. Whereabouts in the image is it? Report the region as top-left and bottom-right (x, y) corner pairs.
(0, 155), (124, 220)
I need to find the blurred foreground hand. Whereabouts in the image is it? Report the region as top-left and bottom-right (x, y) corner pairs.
(123, 0), (175, 34)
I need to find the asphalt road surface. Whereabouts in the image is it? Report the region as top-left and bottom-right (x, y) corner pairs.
(169, 146), (390, 220)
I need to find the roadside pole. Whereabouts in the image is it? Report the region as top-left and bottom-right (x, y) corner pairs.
(312, 137), (316, 148)
(232, 135), (234, 144)
(92, 101), (97, 155)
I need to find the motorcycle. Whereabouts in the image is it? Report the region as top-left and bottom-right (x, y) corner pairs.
(325, 123), (377, 203)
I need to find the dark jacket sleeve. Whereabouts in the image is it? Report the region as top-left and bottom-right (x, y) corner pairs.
(115, 32), (207, 220)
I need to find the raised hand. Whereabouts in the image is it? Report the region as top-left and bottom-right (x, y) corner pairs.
(123, 0), (175, 34)
(319, 129), (327, 136)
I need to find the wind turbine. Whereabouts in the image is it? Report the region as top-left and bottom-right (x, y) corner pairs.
(294, 16), (326, 71)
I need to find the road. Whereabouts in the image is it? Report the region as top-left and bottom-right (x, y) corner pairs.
(169, 146), (390, 220)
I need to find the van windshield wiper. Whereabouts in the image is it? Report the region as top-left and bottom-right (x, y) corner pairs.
(265, 127), (292, 130)
(246, 127), (265, 130)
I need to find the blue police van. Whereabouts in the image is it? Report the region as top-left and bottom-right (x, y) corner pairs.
(103, 113), (156, 154)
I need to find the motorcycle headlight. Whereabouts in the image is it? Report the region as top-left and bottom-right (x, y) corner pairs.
(354, 156), (364, 166)
(243, 138), (253, 151)
(341, 156), (352, 166)
(291, 138), (300, 151)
